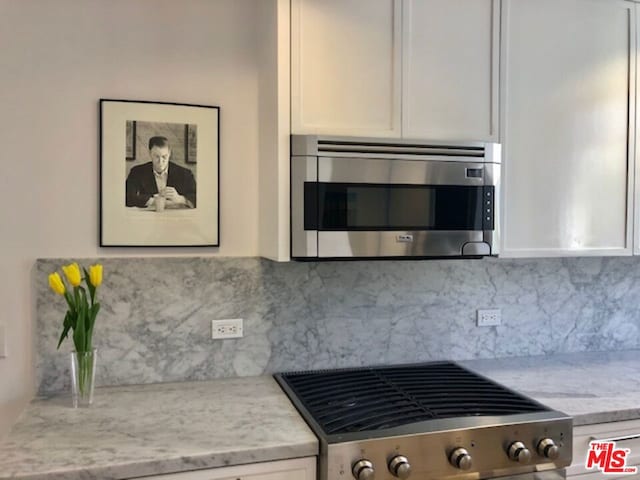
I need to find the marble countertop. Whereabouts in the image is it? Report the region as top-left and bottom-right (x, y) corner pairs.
(2, 350), (639, 480)
(460, 349), (640, 426)
(0, 377), (318, 480)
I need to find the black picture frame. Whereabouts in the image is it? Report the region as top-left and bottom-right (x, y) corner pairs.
(99, 99), (220, 247)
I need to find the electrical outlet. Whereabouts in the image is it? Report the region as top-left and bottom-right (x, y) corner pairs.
(211, 319), (243, 339)
(477, 309), (501, 327)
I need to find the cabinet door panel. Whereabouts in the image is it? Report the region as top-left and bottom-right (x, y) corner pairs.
(291, 0), (401, 136)
(219, 468), (310, 480)
(135, 457), (316, 480)
(402, 0), (499, 141)
(635, 5), (640, 255)
(501, 0), (634, 257)
(567, 419), (640, 478)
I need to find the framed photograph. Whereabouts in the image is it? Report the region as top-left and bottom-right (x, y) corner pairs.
(100, 99), (220, 247)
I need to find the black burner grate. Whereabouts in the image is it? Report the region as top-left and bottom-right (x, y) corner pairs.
(276, 362), (548, 435)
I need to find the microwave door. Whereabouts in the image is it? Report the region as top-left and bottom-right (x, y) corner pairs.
(316, 183), (490, 231)
(315, 184), (490, 258)
(315, 157), (493, 258)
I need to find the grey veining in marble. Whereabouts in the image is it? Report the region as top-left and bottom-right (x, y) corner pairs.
(35, 256), (640, 393)
(461, 349), (640, 426)
(0, 377), (318, 480)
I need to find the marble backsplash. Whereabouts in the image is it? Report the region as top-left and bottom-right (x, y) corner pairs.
(35, 256), (640, 393)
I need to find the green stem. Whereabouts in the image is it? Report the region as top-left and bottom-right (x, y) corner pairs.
(76, 351), (94, 401)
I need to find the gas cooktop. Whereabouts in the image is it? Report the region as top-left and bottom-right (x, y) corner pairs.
(275, 361), (572, 480)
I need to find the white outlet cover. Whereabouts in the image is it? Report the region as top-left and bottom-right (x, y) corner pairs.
(211, 319), (243, 339)
(477, 309), (501, 327)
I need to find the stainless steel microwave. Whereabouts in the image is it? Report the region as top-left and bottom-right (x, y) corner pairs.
(291, 135), (501, 259)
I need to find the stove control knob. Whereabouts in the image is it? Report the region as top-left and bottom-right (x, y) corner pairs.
(352, 459), (375, 480)
(508, 441), (532, 464)
(537, 438), (560, 460)
(388, 455), (412, 479)
(450, 447), (473, 470)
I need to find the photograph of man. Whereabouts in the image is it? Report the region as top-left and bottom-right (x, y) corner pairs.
(125, 136), (196, 209)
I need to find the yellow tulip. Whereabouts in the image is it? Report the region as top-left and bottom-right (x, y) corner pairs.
(62, 263), (82, 287)
(89, 264), (103, 287)
(48, 272), (66, 295)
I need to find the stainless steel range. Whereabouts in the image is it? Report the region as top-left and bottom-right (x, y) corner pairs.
(275, 362), (572, 480)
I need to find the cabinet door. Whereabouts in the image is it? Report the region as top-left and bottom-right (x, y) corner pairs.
(291, 0), (402, 137)
(501, 0), (635, 257)
(136, 457), (316, 480)
(218, 469), (310, 480)
(567, 419), (640, 478)
(402, 0), (499, 142)
(635, 6), (640, 256)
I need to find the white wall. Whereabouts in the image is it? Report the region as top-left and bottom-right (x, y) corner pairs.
(0, 0), (263, 438)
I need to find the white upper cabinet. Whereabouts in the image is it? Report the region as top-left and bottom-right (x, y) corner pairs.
(402, 0), (499, 141)
(635, 7), (640, 256)
(501, 0), (635, 257)
(291, 0), (498, 141)
(291, 0), (402, 137)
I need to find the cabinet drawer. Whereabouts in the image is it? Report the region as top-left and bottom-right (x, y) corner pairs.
(567, 420), (640, 478)
(136, 457), (316, 480)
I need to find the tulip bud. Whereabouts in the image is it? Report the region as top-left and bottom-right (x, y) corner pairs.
(48, 272), (66, 295)
(89, 264), (103, 287)
(62, 263), (82, 287)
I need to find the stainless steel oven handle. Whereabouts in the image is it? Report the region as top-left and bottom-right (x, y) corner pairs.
(589, 433), (640, 443)
(488, 470), (566, 479)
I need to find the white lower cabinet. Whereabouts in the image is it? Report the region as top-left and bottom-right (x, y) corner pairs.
(567, 419), (640, 478)
(134, 457), (316, 480)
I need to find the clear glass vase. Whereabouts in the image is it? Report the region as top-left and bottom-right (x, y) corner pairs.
(70, 349), (97, 408)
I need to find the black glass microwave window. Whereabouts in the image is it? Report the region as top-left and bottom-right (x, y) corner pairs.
(305, 183), (494, 231)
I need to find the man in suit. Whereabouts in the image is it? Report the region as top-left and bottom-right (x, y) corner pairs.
(125, 136), (197, 209)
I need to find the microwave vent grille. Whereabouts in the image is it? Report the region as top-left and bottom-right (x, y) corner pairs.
(316, 140), (484, 158)
(290, 135), (499, 162)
